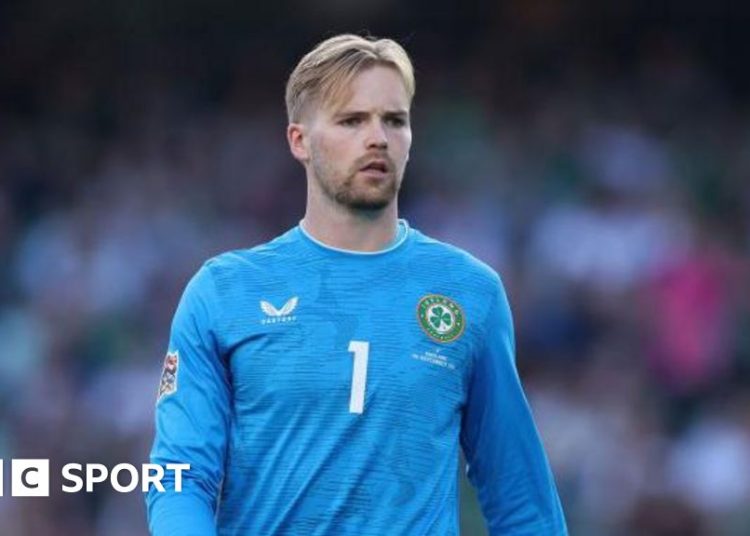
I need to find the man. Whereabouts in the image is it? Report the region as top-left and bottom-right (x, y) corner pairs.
(147, 33), (567, 535)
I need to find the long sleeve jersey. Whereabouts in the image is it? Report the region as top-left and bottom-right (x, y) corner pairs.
(147, 220), (567, 535)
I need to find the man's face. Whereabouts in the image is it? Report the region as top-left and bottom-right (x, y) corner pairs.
(302, 65), (412, 211)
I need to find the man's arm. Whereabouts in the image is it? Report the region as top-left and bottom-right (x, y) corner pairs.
(460, 276), (567, 535)
(146, 263), (231, 536)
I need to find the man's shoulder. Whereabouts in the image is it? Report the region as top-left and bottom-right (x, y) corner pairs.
(201, 227), (301, 276)
(411, 228), (502, 288)
(175, 229), (303, 315)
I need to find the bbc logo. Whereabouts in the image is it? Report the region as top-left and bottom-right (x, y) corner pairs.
(0, 459), (50, 497)
(0, 459), (189, 496)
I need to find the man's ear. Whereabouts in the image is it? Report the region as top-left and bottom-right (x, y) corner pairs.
(287, 122), (309, 163)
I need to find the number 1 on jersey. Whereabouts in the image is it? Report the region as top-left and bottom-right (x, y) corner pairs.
(348, 340), (369, 414)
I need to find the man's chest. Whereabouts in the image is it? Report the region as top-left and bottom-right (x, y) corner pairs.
(219, 280), (476, 422)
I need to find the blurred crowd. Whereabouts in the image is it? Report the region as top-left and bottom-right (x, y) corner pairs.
(2, 2), (750, 535)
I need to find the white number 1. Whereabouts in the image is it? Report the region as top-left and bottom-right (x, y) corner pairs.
(348, 340), (369, 414)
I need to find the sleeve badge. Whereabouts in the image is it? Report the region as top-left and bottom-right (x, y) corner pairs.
(157, 351), (179, 401)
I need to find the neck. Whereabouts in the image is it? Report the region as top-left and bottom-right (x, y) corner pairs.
(302, 186), (399, 253)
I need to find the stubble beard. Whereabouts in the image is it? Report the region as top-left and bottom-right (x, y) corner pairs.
(311, 152), (401, 212)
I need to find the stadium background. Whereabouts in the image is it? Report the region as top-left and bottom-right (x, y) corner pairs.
(1, 1), (749, 534)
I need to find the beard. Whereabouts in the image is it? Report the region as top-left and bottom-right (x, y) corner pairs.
(310, 150), (401, 211)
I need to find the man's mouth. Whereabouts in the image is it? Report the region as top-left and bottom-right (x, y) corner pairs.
(359, 160), (390, 173)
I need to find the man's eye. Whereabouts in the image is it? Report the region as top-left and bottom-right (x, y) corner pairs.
(386, 117), (406, 127)
(340, 117), (361, 126)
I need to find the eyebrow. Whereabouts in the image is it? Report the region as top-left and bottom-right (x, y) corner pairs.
(333, 109), (410, 119)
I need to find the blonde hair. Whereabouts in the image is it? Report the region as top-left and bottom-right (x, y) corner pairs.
(285, 33), (415, 123)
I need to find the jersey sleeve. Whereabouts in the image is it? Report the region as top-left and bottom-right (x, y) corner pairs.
(146, 263), (230, 536)
(460, 276), (567, 535)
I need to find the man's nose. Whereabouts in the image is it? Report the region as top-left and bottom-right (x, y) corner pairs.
(365, 119), (388, 149)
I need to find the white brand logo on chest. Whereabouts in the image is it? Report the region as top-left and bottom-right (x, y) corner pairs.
(260, 296), (298, 324)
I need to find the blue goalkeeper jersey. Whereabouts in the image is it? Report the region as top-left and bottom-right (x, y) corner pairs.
(147, 220), (567, 535)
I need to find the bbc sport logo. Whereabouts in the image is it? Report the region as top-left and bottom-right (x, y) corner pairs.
(0, 459), (189, 497)
(2, 459), (50, 497)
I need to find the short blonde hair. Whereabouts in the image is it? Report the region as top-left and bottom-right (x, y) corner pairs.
(285, 33), (415, 123)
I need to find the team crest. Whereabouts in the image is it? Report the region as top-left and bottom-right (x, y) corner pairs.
(158, 351), (179, 401)
(417, 294), (466, 343)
